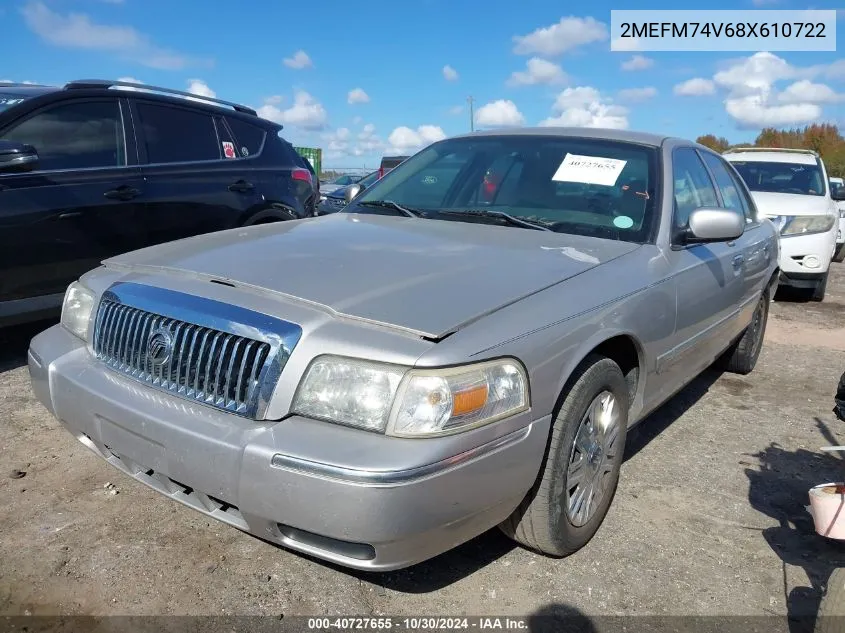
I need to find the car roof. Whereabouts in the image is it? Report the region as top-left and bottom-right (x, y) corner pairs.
(723, 151), (818, 165)
(0, 84), (59, 97)
(450, 126), (673, 148)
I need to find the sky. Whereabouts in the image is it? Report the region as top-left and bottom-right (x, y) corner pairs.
(2, 0), (845, 170)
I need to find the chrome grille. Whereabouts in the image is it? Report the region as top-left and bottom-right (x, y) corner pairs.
(93, 299), (272, 418)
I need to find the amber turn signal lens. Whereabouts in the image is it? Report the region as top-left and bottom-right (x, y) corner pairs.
(451, 384), (488, 417)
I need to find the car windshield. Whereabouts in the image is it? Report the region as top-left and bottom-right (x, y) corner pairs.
(0, 94), (30, 113)
(358, 171), (380, 187)
(349, 135), (659, 243)
(730, 160), (825, 197)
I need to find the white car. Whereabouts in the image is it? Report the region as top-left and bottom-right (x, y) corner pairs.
(724, 147), (843, 301)
(830, 176), (845, 263)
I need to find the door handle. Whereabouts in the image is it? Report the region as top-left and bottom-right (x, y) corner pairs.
(732, 254), (744, 269)
(104, 185), (141, 201)
(228, 180), (254, 193)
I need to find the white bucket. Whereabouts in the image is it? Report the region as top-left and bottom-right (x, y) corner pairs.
(809, 483), (845, 540)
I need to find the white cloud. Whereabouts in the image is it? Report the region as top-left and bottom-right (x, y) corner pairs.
(117, 76), (141, 83)
(283, 50), (313, 70)
(474, 99), (526, 128)
(186, 79), (215, 98)
(513, 16), (608, 56)
(387, 125), (446, 154)
(540, 86), (628, 129)
(347, 88), (370, 105)
(442, 65), (459, 81)
(778, 80), (842, 104)
(324, 123), (386, 159)
(449, 105), (464, 115)
(507, 58), (567, 87)
(621, 55), (653, 71)
(706, 52), (845, 128)
(0, 80), (13, 84)
(674, 78), (716, 96)
(618, 87), (657, 102)
(20, 0), (205, 70)
(352, 115), (363, 125)
(257, 91), (327, 130)
(265, 95), (283, 105)
(725, 97), (820, 127)
(610, 36), (642, 52)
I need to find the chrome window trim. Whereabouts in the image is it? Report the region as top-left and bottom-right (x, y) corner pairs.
(91, 282), (302, 420)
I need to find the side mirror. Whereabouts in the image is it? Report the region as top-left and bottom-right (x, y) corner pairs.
(344, 183), (363, 203)
(0, 140), (38, 174)
(686, 207), (745, 243)
(832, 186), (845, 201)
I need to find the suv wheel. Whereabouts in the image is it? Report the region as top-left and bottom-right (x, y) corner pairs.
(834, 243), (845, 264)
(811, 271), (829, 302)
(499, 354), (628, 557)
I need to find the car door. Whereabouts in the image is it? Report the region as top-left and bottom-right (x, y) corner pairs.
(130, 99), (265, 244)
(700, 151), (773, 321)
(0, 96), (145, 304)
(658, 147), (745, 384)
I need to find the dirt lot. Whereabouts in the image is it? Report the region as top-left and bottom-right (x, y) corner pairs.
(1, 266), (845, 629)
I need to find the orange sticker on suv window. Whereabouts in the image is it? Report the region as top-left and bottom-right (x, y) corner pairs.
(222, 142), (236, 159)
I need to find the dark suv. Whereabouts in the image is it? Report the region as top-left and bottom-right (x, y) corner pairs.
(0, 79), (317, 327)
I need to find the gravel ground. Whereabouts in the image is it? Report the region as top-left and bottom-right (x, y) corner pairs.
(1, 265), (845, 631)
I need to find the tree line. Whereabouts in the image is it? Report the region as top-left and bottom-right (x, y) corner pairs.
(696, 124), (845, 178)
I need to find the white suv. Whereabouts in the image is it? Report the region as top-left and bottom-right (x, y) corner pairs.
(724, 147), (843, 301)
(830, 176), (845, 263)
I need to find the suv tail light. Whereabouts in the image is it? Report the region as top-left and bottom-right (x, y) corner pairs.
(377, 167), (384, 179)
(292, 167), (312, 186)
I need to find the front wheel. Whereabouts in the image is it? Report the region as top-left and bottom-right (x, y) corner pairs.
(811, 271), (829, 302)
(499, 355), (629, 557)
(833, 242), (845, 264)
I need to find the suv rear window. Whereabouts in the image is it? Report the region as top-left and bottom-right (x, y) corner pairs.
(225, 117), (265, 158)
(136, 102), (221, 164)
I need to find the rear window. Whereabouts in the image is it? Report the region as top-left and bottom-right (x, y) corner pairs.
(225, 117), (266, 158)
(136, 102), (221, 164)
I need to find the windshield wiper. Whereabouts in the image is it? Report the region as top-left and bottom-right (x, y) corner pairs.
(356, 200), (422, 218)
(437, 209), (552, 232)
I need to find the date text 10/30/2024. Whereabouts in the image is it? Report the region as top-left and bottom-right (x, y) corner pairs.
(307, 617), (529, 630)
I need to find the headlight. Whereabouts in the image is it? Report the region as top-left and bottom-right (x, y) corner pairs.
(60, 282), (96, 340)
(291, 356), (529, 437)
(779, 214), (836, 236)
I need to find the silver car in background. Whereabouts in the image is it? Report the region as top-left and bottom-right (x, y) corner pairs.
(28, 128), (779, 571)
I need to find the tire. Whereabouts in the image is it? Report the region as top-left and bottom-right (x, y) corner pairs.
(812, 272), (829, 302)
(815, 567), (845, 633)
(723, 289), (769, 375)
(834, 243), (845, 264)
(499, 354), (629, 557)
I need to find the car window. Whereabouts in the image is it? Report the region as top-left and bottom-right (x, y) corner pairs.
(224, 116), (265, 158)
(0, 94), (31, 114)
(1, 100), (125, 171)
(136, 102), (221, 164)
(672, 147), (719, 228)
(729, 159), (825, 196)
(354, 136), (659, 244)
(726, 164), (759, 224)
(700, 152), (748, 221)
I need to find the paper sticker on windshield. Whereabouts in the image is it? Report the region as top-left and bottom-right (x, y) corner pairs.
(552, 153), (627, 187)
(222, 141), (236, 159)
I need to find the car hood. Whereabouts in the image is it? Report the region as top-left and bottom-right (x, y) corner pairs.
(749, 191), (835, 218)
(102, 214), (640, 339)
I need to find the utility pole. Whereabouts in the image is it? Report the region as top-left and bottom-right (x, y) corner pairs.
(467, 96), (475, 132)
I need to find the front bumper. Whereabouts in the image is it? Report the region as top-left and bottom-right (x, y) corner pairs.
(776, 229), (836, 279)
(28, 325), (549, 571)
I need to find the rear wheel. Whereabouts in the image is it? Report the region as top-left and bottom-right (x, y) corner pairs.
(499, 355), (629, 557)
(723, 289), (769, 375)
(833, 243), (845, 264)
(811, 272), (829, 302)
